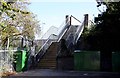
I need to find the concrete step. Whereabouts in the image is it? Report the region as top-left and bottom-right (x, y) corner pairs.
(37, 42), (58, 69)
(38, 61), (56, 65)
(43, 52), (56, 55)
(40, 58), (56, 61)
(38, 64), (56, 68)
(40, 60), (56, 63)
(40, 61), (56, 64)
(39, 60), (56, 63)
(43, 55), (56, 59)
(39, 63), (56, 66)
(39, 66), (56, 69)
(47, 48), (57, 52)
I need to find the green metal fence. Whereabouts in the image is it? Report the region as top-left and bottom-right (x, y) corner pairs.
(74, 50), (120, 72)
(74, 50), (100, 71)
(112, 52), (120, 72)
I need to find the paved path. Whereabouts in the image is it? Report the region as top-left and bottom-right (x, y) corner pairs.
(3, 69), (120, 78)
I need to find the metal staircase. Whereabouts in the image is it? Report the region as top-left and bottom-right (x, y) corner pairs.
(34, 15), (87, 69)
(37, 42), (58, 69)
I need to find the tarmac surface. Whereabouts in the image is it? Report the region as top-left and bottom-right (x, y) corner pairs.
(3, 69), (120, 78)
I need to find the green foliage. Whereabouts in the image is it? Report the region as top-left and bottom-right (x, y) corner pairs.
(0, 0), (40, 47)
(89, 1), (120, 51)
(82, 22), (96, 38)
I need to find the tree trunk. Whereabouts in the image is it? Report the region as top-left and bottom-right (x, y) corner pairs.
(100, 50), (112, 72)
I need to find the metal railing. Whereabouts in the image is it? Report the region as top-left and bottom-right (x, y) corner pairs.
(65, 16), (83, 48)
(57, 15), (85, 57)
(74, 20), (84, 44)
(35, 34), (58, 63)
(40, 26), (58, 39)
(57, 21), (70, 42)
(35, 15), (86, 65)
(35, 19), (71, 64)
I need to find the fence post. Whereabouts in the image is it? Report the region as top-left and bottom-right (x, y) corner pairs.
(7, 37), (9, 49)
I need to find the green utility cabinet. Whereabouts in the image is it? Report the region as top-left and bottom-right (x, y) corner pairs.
(74, 50), (100, 71)
(112, 52), (120, 72)
(14, 50), (27, 72)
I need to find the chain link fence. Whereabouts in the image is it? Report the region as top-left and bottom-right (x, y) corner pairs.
(0, 37), (35, 77)
(0, 49), (16, 77)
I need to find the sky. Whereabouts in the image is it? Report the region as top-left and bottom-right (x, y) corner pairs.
(28, 0), (100, 39)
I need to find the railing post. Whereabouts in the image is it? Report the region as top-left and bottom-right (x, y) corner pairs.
(65, 15), (69, 24)
(66, 15), (71, 26)
(84, 14), (88, 28)
(70, 16), (71, 26)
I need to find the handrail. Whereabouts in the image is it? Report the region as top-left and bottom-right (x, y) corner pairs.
(57, 20), (70, 42)
(71, 15), (81, 23)
(56, 25), (76, 57)
(57, 16), (85, 57)
(35, 19), (71, 63)
(64, 15), (82, 46)
(35, 34), (57, 62)
(38, 34), (57, 53)
(57, 21), (66, 36)
(66, 33), (74, 48)
(40, 26), (58, 39)
(57, 28), (68, 42)
(56, 22), (73, 57)
(35, 15), (86, 64)
(62, 23), (73, 40)
(74, 18), (85, 44)
(36, 20), (70, 55)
